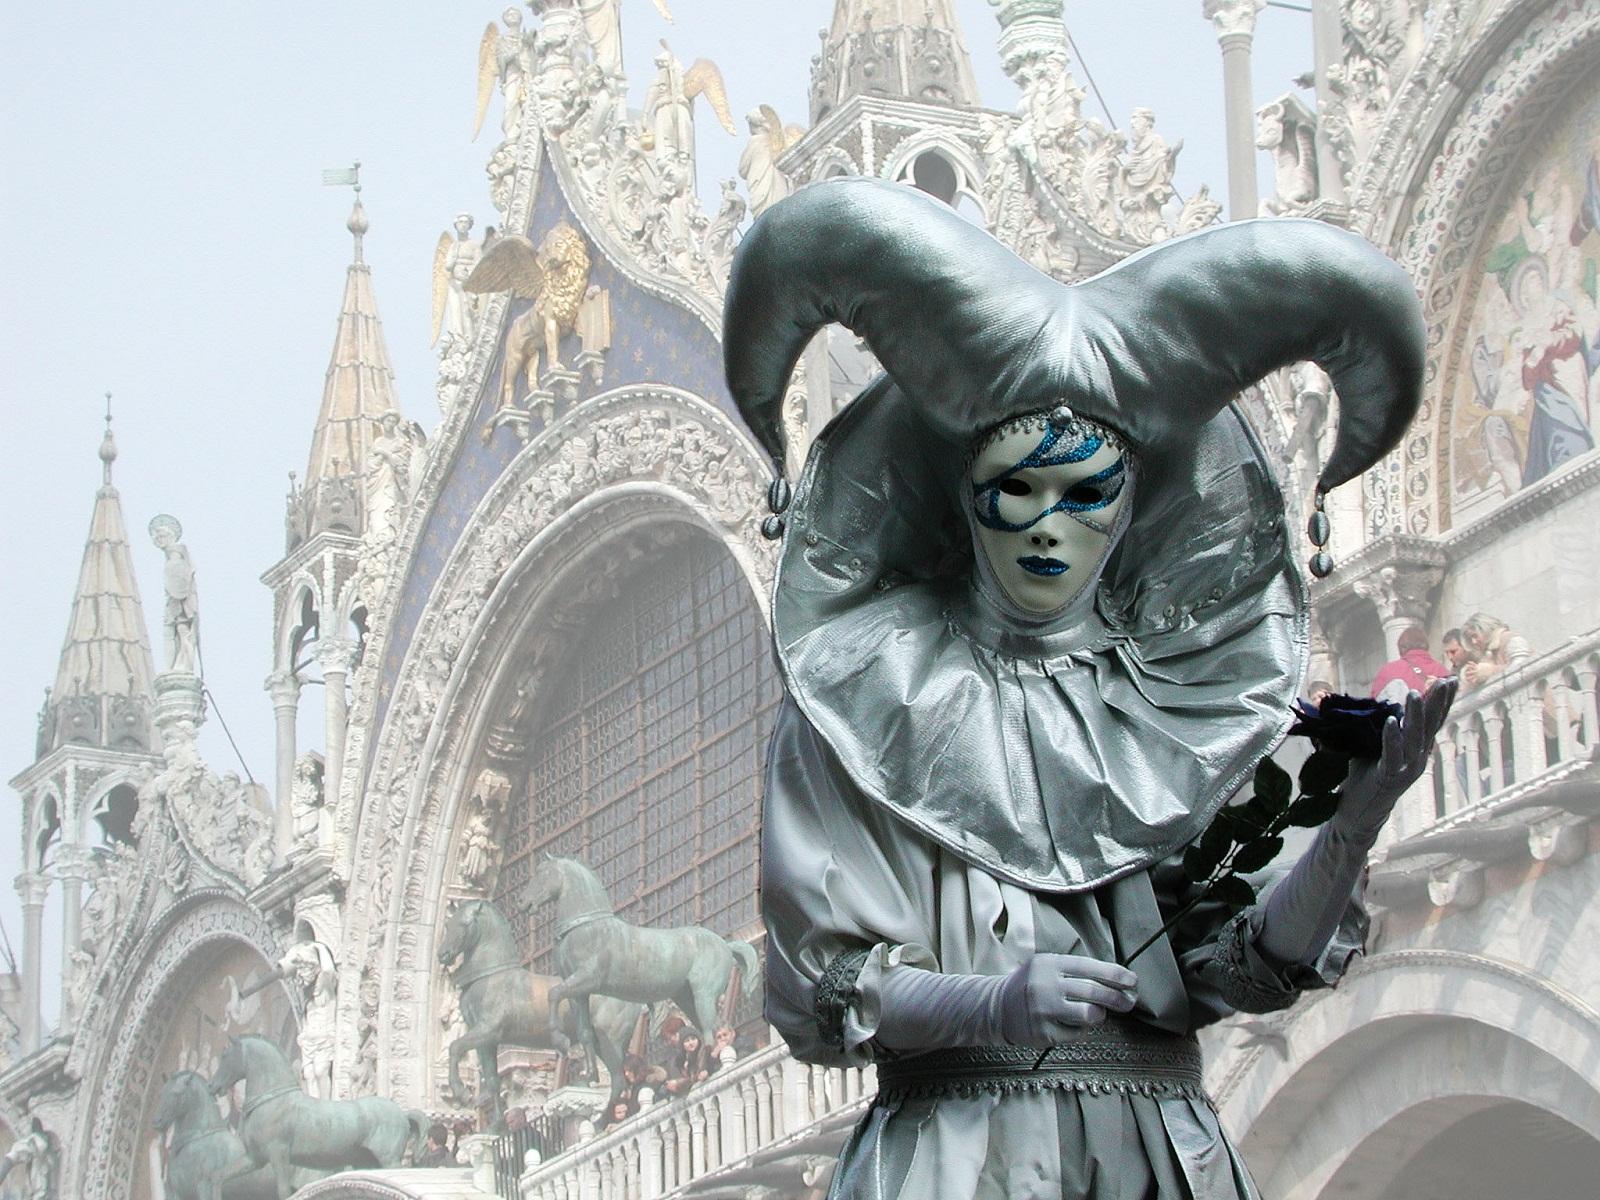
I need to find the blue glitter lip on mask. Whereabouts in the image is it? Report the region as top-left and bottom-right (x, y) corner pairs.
(1018, 556), (1069, 576)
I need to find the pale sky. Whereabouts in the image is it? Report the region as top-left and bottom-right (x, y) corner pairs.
(0, 1), (1313, 1026)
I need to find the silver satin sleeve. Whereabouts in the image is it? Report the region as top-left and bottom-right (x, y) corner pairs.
(762, 697), (939, 1067)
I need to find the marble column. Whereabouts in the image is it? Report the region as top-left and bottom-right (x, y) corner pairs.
(318, 639), (358, 806)
(266, 670), (301, 859)
(1310, 0), (1349, 203)
(1204, 0), (1266, 220)
(15, 872), (48, 1053)
(55, 846), (88, 1028)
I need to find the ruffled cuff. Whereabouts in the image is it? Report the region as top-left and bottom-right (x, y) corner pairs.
(1203, 891), (1370, 1015)
(816, 942), (938, 1061)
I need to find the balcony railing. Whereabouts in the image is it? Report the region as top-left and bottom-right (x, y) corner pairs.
(1392, 630), (1600, 841)
(516, 1041), (873, 1200)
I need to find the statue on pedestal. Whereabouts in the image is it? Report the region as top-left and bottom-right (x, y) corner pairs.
(149, 514), (200, 675)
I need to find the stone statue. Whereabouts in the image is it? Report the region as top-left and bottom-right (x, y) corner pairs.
(149, 514), (200, 675)
(576, 283), (613, 364)
(280, 940), (339, 1100)
(290, 751), (328, 849)
(738, 105), (802, 216)
(474, 8), (531, 142)
(1078, 120), (1126, 237)
(1257, 94), (1319, 215)
(1119, 108), (1181, 244)
(365, 410), (419, 550)
(0, 1119), (56, 1200)
(1176, 184), (1223, 233)
(531, 19), (583, 134)
(1017, 206), (1078, 279)
(1016, 52), (1085, 180)
(431, 213), (484, 352)
(579, 0), (676, 80)
(466, 222), (593, 413)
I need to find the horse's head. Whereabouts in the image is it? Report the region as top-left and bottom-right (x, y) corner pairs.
(529, 855), (566, 907)
(439, 899), (485, 969)
(154, 1071), (208, 1132)
(210, 1037), (246, 1096)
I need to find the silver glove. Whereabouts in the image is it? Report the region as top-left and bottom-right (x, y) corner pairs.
(1257, 681), (1457, 967)
(875, 954), (1138, 1052)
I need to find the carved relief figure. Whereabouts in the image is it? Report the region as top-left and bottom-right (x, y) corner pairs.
(290, 751), (327, 849)
(702, 179), (747, 287)
(149, 514), (200, 675)
(0, 1119), (57, 1200)
(579, 0), (676, 79)
(467, 221), (593, 411)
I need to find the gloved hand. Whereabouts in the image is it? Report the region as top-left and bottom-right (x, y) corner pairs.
(875, 954), (1138, 1052)
(1257, 681), (1457, 968)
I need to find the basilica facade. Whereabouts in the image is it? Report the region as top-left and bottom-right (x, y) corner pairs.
(6, 1), (1600, 1197)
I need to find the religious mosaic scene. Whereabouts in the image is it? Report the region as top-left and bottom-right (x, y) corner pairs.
(4, 1), (1600, 1197)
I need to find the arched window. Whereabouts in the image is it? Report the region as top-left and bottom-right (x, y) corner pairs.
(93, 783), (139, 846)
(495, 532), (781, 973)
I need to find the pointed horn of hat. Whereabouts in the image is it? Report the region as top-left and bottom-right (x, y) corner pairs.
(726, 178), (1423, 496)
(1073, 217), (1425, 492)
(724, 177), (1068, 473)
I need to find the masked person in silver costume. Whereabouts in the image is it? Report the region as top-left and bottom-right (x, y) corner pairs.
(723, 178), (1455, 1200)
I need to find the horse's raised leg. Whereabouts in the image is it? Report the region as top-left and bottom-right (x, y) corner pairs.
(477, 1039), (505, 1127)
(448, 1028), (500, 1107)
(688, 966), (729, 1044)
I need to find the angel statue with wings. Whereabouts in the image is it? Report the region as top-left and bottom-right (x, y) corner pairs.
(474, 8), (532, 143)
(643, 41), (735, 170)
(466, 221), (593, 413)
(739, 104), (805, 216)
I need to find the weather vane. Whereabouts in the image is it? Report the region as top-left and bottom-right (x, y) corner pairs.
(320, 160), (361, 193)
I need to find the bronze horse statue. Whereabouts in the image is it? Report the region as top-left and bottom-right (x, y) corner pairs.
(154, 1071), (323, 1200)
(531, 856), (759, 1070)
(209, 1035), (426, 1199)
(437, 897), (644, 1121)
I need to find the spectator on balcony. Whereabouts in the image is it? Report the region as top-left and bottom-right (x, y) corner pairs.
(618, 1053), (665, 1109)
(1459, 612), (1531, 690)
(1370, 627), (1452, 705)
(663, 1028), (712, 1097)
(1442, 627), (1476, 678)
(416, 1122), (457, 1166)
(1307, 679), (1335, 706)
(602, 1097), (638, 1129)
(712, 1024), (739, 1070)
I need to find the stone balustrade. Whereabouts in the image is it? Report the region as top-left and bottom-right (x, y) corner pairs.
(518, 1041), (873, 1200)
(1389, 630), (1600, 841)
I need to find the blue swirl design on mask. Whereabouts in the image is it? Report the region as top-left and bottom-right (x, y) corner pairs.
(971, 425), (1127, 533)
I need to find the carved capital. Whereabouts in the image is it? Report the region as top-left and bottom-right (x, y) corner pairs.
(1203, 0), (1265, 41)
(53, 844), (92, 884)
(316, 637), (359, 676)
(265, 670), (302, 710)
(1352, 562), (1443, 627)
(15, 872), (50, 909)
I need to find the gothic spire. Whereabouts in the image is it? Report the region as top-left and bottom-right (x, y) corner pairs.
(39, 401), (158, 756)
(294, 193), (400, 546)
(811, 0), (980, 122)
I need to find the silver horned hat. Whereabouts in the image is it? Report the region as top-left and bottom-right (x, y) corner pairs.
(724, 178), (1425, 893)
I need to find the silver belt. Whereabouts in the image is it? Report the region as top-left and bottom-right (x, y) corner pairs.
(875, 1017), (1206, 1101)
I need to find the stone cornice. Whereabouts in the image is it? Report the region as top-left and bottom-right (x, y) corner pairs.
(9, 743), (159, 793)
(1439, 453), (1600, 560)
(260, 528), (363, 591)
(1309, 533), (1447, 616)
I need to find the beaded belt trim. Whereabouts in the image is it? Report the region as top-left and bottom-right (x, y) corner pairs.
(875, 1018), (1206, 1101)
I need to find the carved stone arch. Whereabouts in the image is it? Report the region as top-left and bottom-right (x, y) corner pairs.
(69, 891), (287, 1200)
(1370, 2), (1600, 535)
(808, 146), (861, 182)
(884, 130), (986, 214)
(339, 386), (774, 1101)
(1209, 947), (1600, 1197)
(278, 575), (322, 671)
(73, 767), (145, 845)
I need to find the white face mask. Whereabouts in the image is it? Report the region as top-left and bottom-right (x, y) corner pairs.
(967, 415), (1132, 618)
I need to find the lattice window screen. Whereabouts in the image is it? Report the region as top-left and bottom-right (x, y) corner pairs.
(495, 538), (779, 977)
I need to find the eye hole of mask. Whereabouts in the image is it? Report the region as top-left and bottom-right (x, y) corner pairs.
(1065, 483), (1103, 506)
(998, 478), (1032, 497)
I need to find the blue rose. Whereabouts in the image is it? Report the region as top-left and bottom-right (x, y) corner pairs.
(1287, 693), (1402, 759)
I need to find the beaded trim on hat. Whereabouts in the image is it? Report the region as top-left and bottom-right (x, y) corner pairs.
(966, 404), (1131, 466)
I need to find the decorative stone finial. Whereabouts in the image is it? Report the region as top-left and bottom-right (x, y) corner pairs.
(98, 392), (117, 484)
